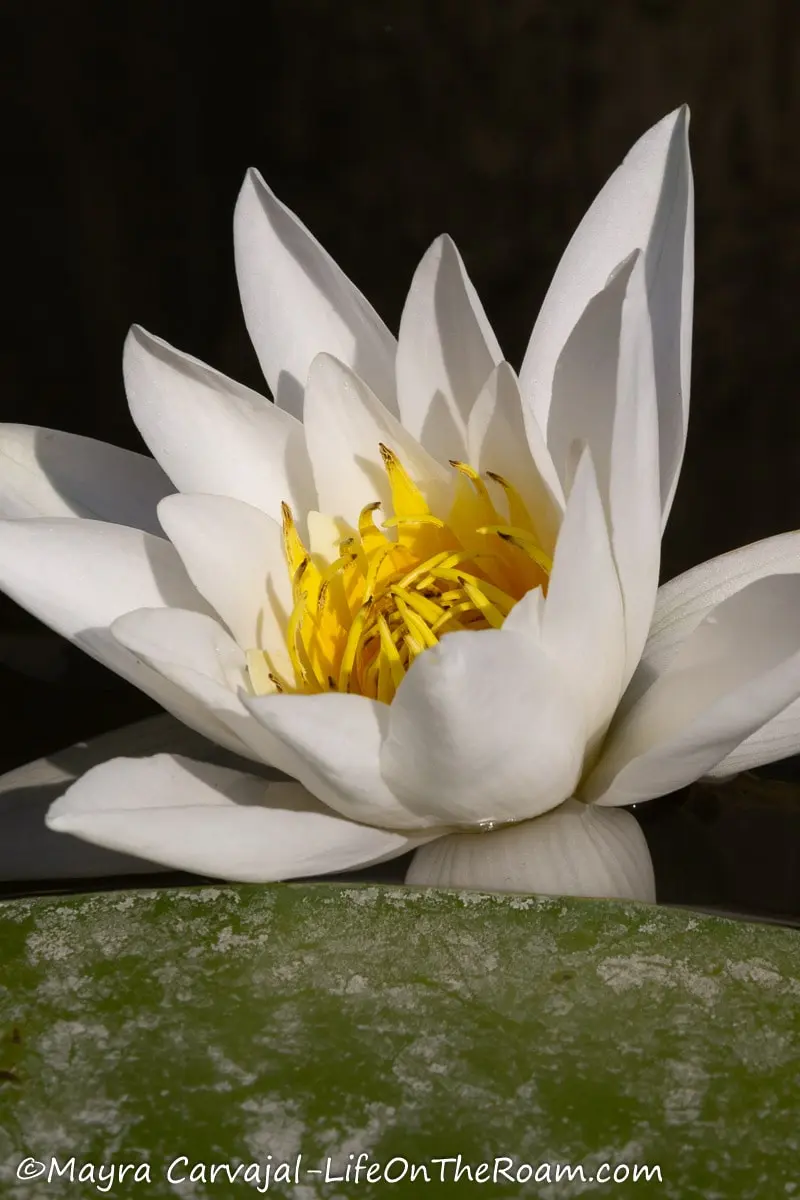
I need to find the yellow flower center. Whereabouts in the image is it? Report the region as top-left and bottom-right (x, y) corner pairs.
(247, 445), (552, 704)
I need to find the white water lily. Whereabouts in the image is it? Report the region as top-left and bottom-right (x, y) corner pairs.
(2, 106), (800, 902)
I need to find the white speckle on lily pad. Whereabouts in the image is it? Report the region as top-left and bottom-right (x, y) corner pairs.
(1, 883), (799, 1199)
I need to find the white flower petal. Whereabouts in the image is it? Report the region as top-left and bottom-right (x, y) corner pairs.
(307, 510), (352, 563)
(466, 362), (564, 551)
(501, 585), (545, 641)
(636, 530), (800, 688)
(705, 696), (800, 778)
(636, 531), (800, 778)
(521, 107), (693, 524)
(406, 799), (654, 901)
(113, 606), (247, 691)
(46, 753), (421, 882)
(242, 691), (431, 831)
(547, 253), (661, 686)
(381, 628), (584, 826)
(302, 354), (450, 525)
(0, 424), (172, 533)
(607, 254), (662, 681)
(157, 493), (293, 670)
(585, 574), (800, 806)
(110, 607), (286, 769)
(0, 714), (227, 880)
(234, 169), (397, 420)
(123, 325), (315, 521)
(396, 235), (503, 464)
(0, 519), (206, 638)
(542, 449), (625, 753)
(0, 519), (245, 752)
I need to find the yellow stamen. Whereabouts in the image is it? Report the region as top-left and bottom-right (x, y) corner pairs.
(245, 649), (282, 695)
(358, 502), (390, 557)
(389, 585), (445, 626)
(449, 460), (493, 508)
(248, 444), (555, 703)
(478, 525), (553, 574)
(377, 614), (405, 690)
(338, 598), (373, 693)
(379, 444), (430, 519)
(281, 503), (307, 577)
(485, 471), (534, 530)
(458, 579), (507, 629)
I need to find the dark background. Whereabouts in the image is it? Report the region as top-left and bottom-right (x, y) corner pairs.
(2, 0), (799, 904)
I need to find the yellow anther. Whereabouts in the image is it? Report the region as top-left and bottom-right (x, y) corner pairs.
(458, 579), (506, 629)
(449, 460), (492, 505)
(379, 444), (431, 518)
(270, 444), (553, 702)
(358, 502), (390, 557)
(390, 585), (445, 626)
(382, 514), (446, 529)
(364, 543), (395, 595)
(246, 649), (281, 695)
(485, 471), (534, 530)
(281, 503), (308, 576)
(337, 598), (373, 693)
(393, 591), (438, 649)
(377, 614), (406, 690)
(477, 525), (553, 573)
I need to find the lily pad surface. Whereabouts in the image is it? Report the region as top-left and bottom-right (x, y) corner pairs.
(0, 884), (798, 1198)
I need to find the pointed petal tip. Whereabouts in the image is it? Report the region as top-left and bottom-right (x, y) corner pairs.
(125, 323), (146, 349)
(307, 349), (347, 378)
(237, 165), (267, 202)
(629, 105), (690, 160)
(236, 168), (292, 223)
(665, 103), (690, 125)
(124, 323), (164, 358)
(418, 232), (460, 269)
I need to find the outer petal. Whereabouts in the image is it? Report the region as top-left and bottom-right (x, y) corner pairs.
(381, 628), (585, 827)
(302, 354), (450, 525)
(110, 607), (289, 769)
(547, 253), (661, 686)
(541, 449), (625, 754)
(632, 530), (800, 777)
(123, 326), (315, 521)
(406, 800), (655, 901)
(466, 362), (564, 552)
(157, 493), (293, 671)
(234, 169), (397, 419)
(0, 519), (206, 635)
(705, 697), (800, 778)
(242, 691), (433, 831)
(396, 235), (503, 464)
(0, 424), (172, 534)
(634, 531), (800, 690)
(0, 519), (241, 751)
(521, 107), (693, 524)
(0, 714), (227, 881)
(585, 574), (800, 806)
(46, 753), (422, 882)
(111, 608), (422, 819)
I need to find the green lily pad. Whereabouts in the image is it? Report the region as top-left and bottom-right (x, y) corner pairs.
(0, 885), (798, 1198)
